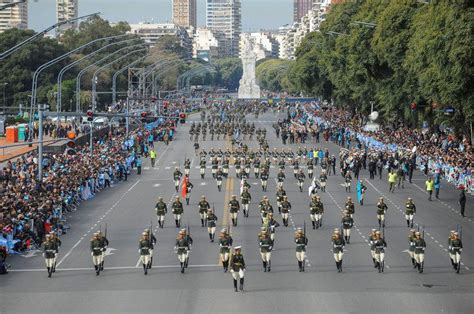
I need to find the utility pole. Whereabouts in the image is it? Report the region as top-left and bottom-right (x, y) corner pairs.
(37, 104), (48, 180)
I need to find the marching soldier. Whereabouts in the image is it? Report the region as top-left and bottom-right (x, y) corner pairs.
(183, 176), (194, 205)
(277, 169), (285, 188)
(373, 231), (387, 273)
(259, 196), (273, 223)
(90, 232), (105, 276)
(206, 209), (218, 242)
(174, 229), (193, 273)
(295, 228), (308, 272)
(413, 231), (426, 273)
(260, 168), (269, 192)
(198, 196), (210, 227)
(276, 186), (286, 214)
(405, 197), (416, 228)
(155, 197), (168, 228)
(377, 197), (388, 228)
(332, 229), (346, 272)
(199, 157), (206, 179)
(292, 159), (299, 178)
(228, 195), (240, 226)
(215, 168), (224, 191)
(341, 211), (354, 244)
(448, 231), (463, 273)
(296, 169), (305, 192)
(143, 228), (156, 268)
(98, 231), (109, 271)
(344, 171), (352, 193)
(173, 167), (183, 192)
(184, 158), (191, 176)
(253, 158), (261, 178)
(211, 157), (218, 178)
(43, 234), (57, 278)
(280, 196), (292, 227)
(266, 212), (280, 241)
(345, 197), (355, 218)
(309, 195), (324, 229)
(307, 159), (314, 179)
(408, 229), (417, 267)
(319, 170), (327, 192)
(240, 187), (252, 218)
(229, 246), (246, 292)
(49, 232), (61, 273)
(244, 159), (251, 179)
(138, 232), (152, 275)
(223, 157), (230, 178)
(258, 228), (274, 272)
(219, 228), (233, 272)
(172, 196), (184, 228)
(369, 229), (378, 267)
(234, 158), (242, 178)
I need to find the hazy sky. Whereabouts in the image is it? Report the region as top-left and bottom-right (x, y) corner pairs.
(29, 0), (293, 32)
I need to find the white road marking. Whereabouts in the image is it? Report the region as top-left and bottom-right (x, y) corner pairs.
(10, 264), (221, 272)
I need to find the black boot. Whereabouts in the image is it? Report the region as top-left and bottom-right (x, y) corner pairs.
(347, 236), (350, 244)
(336, 261), (340, 272)
(373, 258), (377, 267)
(267, 261), (271, 272)
(298, 261), (302, 272)
(100, 261), (104, 271)
(240, 278), (244, 292)
(316, 221), (319, 229)
(419, 262), (424, 273)
(209, 233), (213, 241)
(234, 279), (238, 292)
(339, 261), (343, 272)
(186, 198), (189, 205)
(201, 219), (204, 227)
(47, 267), (52, 278)
(143, 264), (147, 275)
(312, 221), (315, 230)
(150, 257), (153, 268)
(175, 220), (179, 228)
(180, 262), (185, 273)
(263, 261), (267, 272)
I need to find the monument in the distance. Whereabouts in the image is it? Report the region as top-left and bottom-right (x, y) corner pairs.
(238, 34), (261, 99)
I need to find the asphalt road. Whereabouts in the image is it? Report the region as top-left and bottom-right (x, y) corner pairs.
(2, 110), (473, 313)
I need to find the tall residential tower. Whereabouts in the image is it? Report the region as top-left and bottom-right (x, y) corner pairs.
(206, 0), (241, 57)
(293, 0), (314, 23)
(0, 0), (28, 33)
(56, 0), (78, 33)
(172, 0), (197, 30)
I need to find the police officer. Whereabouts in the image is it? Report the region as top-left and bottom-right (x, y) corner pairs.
(448, 231), (463, 273)
(332, 229), (346, 272)
(341, 211), (354, 244)
(373, 231), (387, 273)
(240, 187), (252, 218)
(295, 228), (308, 272)
(173, 167), (183, 192)
(413, 231), (426, 273)
(228, 195), (240, 226)
(139, 232), (152, 275)
(260, 168), (269, 192)
(198, 196), (210, 227)
(219, 228), (233, 272)
(405, 197), (416, 228)
(310, 195), (324, 229)
(172, 196), (184, 228)
(206, 209), (218, 242)
(175, 229), (193, 273)
(377, 197), (388, 228)
(155, 197), (168, 228)
(258, 228), (273, 272)
(90, 232), (105, 276)
(43, 234), (57, 278)
(229, 246), (246, 292)
(296, 169), (306, 192)
(280, 196), (292, 227)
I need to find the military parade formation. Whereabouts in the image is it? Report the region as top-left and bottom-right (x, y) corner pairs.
(40, 103), (465, 294)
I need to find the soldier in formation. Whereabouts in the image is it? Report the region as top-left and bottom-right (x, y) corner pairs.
(258, 228), (274, 272)
(172, 196), (184, 228)
(229, 246), (246, 292)
(43, 234), (58, 278)
(332, 229), (346, 272)
(198, 196), (210, 227)
(376, 197), (388, 228)
(175, 228), (193, 273)
(295, 227), (308, 272)
(206, 209), (218, 242)
(219, 228), (233, 272)
(341, 211), (354, 244)
(138, 231), (152, 275)
(309, 195), (324, 229)
(405, 197), (416, 228)
(228, 195), (240, 227)
(155, 197), (167, 228)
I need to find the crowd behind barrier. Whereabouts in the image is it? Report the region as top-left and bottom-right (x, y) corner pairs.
(284, 102), (473, 194)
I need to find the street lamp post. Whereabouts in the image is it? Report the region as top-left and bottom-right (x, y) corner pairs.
(2, 83), (7, 108)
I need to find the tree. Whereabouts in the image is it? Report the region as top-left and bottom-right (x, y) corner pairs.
(213, 58), (243, 90)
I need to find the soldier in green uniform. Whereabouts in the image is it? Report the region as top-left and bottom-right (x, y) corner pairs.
(260, 168), (269, 192)
(211, 157), (218, 178)
(222, 157), (230, 178)
(377, 197), (388, 228)
(43, 234), (57, 278)
(408, 229), (417, 267)
(183, 176), (193, 205)
(276, 169), (285, 188)
(332, 228), (346, 272)
(155, 197), (168, 228)
(253, 158), (261, 178)
(292, 159), (299, 178)
(296, 169), (306, 192)
(98, 231), (109, 271)
(173, 167), (183, 192)
(345, 197), (355, 218)
(90, 232), (105, 276)
(341, 211), (354, 244)
(219, 228), (233, 272)
(139, 232), (152, 275)
(309, 195), (324, 229)
(369, 229), (377, 267)
(373, 231), (387, 273)
(184, 158), (191, 176)
(259, 196), (273, 223)
(172, 196), (184, 228)
(174, 229), (193, 273)
(230, 246), (246, 292)
(240, 187), (252, 218)
(198, 196), (210, 227)
(228, 195), (240, 226)
(143, 228), (156, 268)
(448, 231), (463, 273)
(413, 231), (426, 273)
(307, 159), (314, 179)
(234, 158), (242, 179)
(49, 232), (61, 273)
(199, 157), (206, 179)
(405, 197), (416, 228)
(295, 228), (308, 272)
(266, 212), (280, 241)
(276, 186), (286, 214)
(206, 209), (218, 242)
(319, 171), (327, 192)
(258, 228), (274, 272)
(280, 196), (292, 227)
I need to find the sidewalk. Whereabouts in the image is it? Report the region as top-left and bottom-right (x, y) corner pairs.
(0, 136), (55, 163)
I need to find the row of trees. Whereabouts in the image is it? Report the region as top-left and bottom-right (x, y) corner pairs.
(257, 0), (473, 135)
(0, 16), (243, 112)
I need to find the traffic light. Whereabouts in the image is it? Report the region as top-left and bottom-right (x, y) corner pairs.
(141, 111), (148, 123)
(65, 131), (76, 156)
(87, 109), (94, 122)
(410, 102), (417, 111)
(179, 112), (186, 124)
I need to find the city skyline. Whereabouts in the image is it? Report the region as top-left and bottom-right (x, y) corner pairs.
(29, 0), (292, 32)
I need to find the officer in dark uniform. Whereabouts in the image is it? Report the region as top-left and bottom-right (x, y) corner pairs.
(43, 234), (57, 278)
(240, 187), (252, 218)
(295, 228), (308, 272)
(98, 231), (109, 271)
(258, 228), (273, 272)
(230, 246), (246, 292)
(155, 197), (168, 228)
(276, 186), (286, 214)
(309, 195), (324, 229)
(405, 198), (416, 228)
(206, 209), (218, 242)
(172, 196), (184, 227)
(448, 231), (463, 273)
(139, 232), (152, 275)
(373, 231), (387, 273)
(175, 229), (193, 273)
(198, 196), (210, 227)
(341, 211), (354, 244)
(90, 232), (105, 276)
(199, 157), (206, 179)
(345, 197), (355, 218)
(219, 228), (233, 272)
(228, 195), (240, 226)
(332, 229), (345, 272)
(376, 197), (388, 228)
(413, 231), (426, 273)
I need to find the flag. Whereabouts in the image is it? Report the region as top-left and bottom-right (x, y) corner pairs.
(357, 180), (362, 203)
(308, 178), (316, 196)
(240, 178), (244, 194)
(181, 178), (187, 198)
